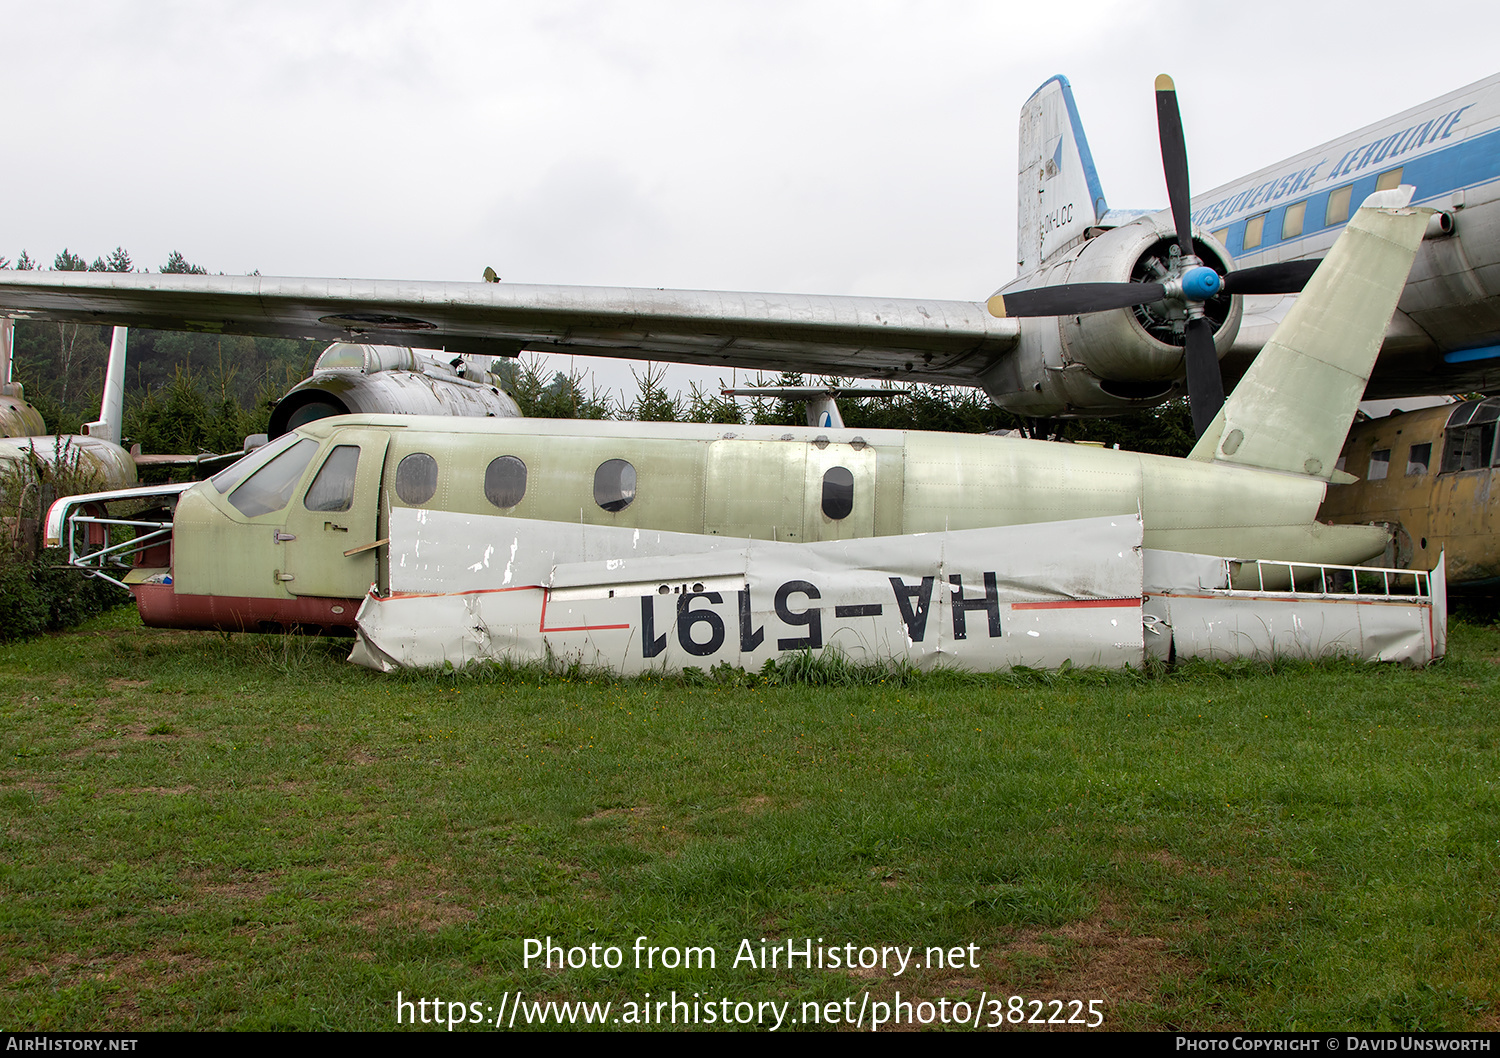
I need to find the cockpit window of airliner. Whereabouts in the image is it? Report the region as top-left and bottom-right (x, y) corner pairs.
(304, 445), (360, 512)
(821, 466), (854, 520)
(211, 433), (300, 495)
(484, 455), (527, 509)
(594, 459), (636, 513)
(395, 453), (439, 506)
(1441, 400), (1500, 472)
(228, 438), (319, 518)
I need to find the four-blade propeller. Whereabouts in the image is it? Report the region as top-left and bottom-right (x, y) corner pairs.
(987, 75), (1323, 436)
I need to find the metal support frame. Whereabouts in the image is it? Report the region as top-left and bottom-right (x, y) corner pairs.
(44, 483), (195, 592)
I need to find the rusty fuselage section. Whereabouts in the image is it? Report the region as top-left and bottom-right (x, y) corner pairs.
(1321, 397), (1500, 585)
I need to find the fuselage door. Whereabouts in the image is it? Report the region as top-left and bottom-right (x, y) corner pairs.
(704, 438), (808, 540)
(282, 429), (390, 598)
(803, 442), (877, 541)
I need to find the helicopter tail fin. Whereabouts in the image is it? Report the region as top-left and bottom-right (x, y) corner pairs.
(1188, 188), (1427, 479)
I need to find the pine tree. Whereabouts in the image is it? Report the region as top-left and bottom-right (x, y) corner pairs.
(160, 251), (207, 275)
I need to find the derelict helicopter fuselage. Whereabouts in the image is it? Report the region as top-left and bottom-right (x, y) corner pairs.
(130, 412), (1384, 634)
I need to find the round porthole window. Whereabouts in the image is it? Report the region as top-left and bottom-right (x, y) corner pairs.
(594, 458), (637, 513)
(395, 452), (439, 506)
(484, 455), (527, 509)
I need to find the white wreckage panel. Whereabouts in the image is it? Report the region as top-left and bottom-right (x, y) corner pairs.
(350, 510), (1147, 672)
(1141, 551), (1444, 666)
(349, 511), (1444, 672)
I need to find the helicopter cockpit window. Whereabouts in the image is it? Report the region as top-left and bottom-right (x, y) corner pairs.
(227, 438), (319, 518)
(211, 433), (301, 495)
(594, 458), (636, 513)
(304, 445), (361, 512)
(1441, 399), (1500, 473)
(395, 453), (439, 506)
(484, 455), (527, 509)
(821, 466), (854, 520)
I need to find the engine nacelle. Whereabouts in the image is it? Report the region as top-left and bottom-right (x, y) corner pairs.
(268, 343), (522, 438)
(978, 216), (1242, 418)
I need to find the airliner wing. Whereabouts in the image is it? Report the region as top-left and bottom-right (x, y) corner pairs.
(0, 272), (1018, 385)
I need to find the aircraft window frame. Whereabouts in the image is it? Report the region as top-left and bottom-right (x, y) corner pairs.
(1447, 401), (1478, 429)
(484, 455), (528, 509)
(1375, 167), (1404, 192)
(1367, 449), (1390, 481)
(211, 433), (302, 495)
(1405, 443), (1432, 476)
(1281, 200), (1306, 241)
(1441, 414), (1498, 473)
(303, 444), (361, 513)
(395, 452), (439, 506)
(594, 458), (637, 513)
(820, 466), (855, 520)
(227, 438), (320, 518)
(1326, 184), (1353, 227)
(1242, 213), (1267, 251)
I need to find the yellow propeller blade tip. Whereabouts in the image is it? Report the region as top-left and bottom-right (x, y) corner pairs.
(986, 294), (1008, 319)
(1155, 73), (1175, 92)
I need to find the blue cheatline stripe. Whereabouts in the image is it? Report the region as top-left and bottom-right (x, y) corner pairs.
(1206, 124), (1500, 257)
(1443, 344), (1500, 364)
(1030, 74), (1109, 223)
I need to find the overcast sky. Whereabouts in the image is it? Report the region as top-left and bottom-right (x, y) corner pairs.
(8, 1), (1499, 400)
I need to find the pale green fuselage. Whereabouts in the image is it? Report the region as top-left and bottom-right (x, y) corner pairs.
(168, 414), (1388, 605)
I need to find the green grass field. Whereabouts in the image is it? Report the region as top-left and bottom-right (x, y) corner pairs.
(2, 608), (1498, 1032)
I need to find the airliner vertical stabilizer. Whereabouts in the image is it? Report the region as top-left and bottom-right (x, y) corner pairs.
(1015, 75), (1108, 278)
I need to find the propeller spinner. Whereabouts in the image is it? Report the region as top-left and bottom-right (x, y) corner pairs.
(988, 75), (1323, 436)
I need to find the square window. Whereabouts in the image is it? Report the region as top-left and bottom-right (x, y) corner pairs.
(1282, 201), (1306, 240)
(1406, 443), (1431, 476)
(1368, 449), (1390, 481)
(1326, 185), (1353, 226)
(1243, 213), (1267, 250)
(1376, 167), (1404, 191)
